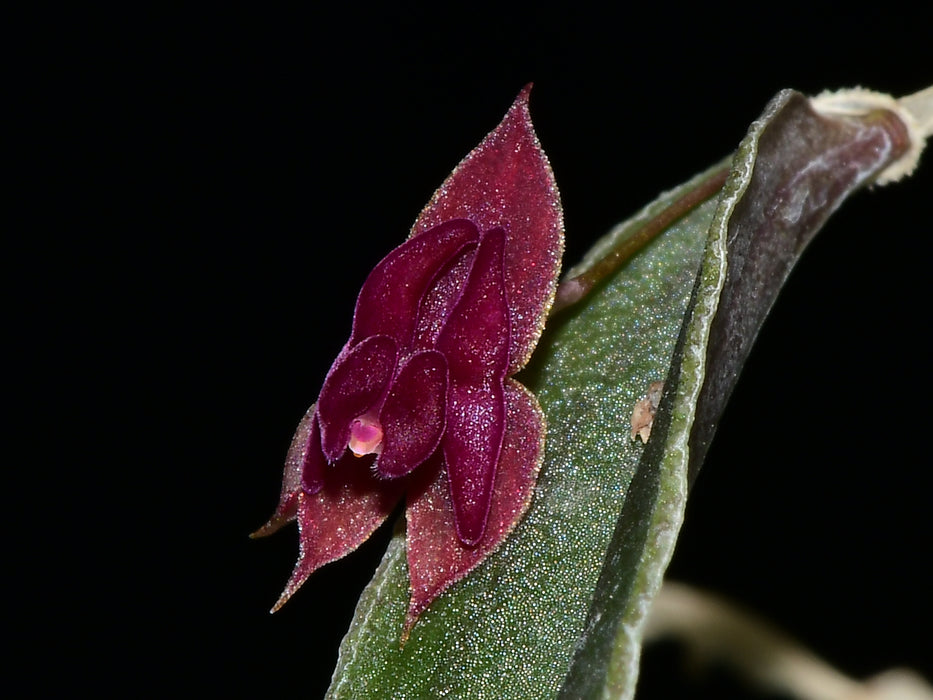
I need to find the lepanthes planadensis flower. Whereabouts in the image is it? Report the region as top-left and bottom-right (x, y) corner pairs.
(253, 85), (564, 633)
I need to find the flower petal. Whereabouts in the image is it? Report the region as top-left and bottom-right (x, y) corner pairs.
(316, 334), (397, 461)
(351, 219), (479, 347)
(442, 382), (504, 545)
(437, 228), (510, 544)
(270, 453), (405, 613)
(411, 85), (564, 374)
(404, 380), (545, 632)
(411, 246), (477, 352)
(376, 350), (448, 479)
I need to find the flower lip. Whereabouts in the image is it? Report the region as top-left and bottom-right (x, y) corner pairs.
(376, 349), (448, 479)
(348, 414), (384, 456)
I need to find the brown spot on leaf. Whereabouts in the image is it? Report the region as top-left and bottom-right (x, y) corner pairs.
(631, 381), (664, 443)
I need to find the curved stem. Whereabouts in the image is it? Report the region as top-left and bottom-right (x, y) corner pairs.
(645, 582), (933, 700)
(551, 165), (729, 315)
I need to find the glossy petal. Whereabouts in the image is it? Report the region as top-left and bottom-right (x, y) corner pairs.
(317, 335), (397, 461)
(437, 228), (510, 544)
(377, 350), (448, 479)
(442, 382), (505, 545)
(412, 85), (564, 373)
(351, 219), (479, 347)
(405, 380), (545, 631)
(437, 229), (510, 384)
(271, 453), (406, 613)
(411, 246), (477, 352)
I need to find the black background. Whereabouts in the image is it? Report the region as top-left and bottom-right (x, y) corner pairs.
(19, 5), (931, 698)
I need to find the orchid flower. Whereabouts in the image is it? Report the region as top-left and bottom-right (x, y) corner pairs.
(253, 85), (564, 632)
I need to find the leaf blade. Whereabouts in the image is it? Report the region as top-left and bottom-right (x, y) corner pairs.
(559, 89), (912, 700)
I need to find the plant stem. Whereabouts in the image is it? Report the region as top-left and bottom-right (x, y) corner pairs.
(551, 165), (729, 315)
(645, 582), (933, 700)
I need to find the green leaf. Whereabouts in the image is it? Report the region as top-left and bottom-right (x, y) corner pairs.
(558, 89), (911, 699)
(326, 89), (914, 699)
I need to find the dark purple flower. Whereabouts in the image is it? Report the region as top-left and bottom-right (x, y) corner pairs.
(253, 85), (564, 631)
